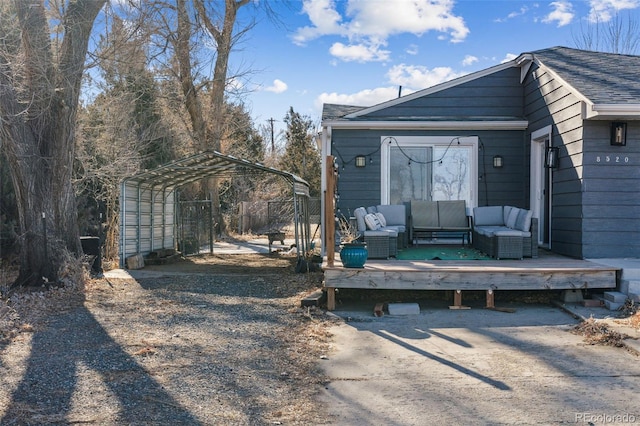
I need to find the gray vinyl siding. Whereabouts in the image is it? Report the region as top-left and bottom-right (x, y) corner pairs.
(331, 128), (529, 216)
(361, 68), (524, 119)
(581, 121), (640, 258)
(524, 63), (585, 258)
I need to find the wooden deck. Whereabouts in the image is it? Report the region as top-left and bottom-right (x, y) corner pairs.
(323, 249), (619, 310)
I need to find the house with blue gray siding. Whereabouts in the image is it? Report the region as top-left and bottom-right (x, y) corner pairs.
(321, 46), (640, 260)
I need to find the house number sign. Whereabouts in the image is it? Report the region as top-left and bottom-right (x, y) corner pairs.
(595, 155), (630, 163)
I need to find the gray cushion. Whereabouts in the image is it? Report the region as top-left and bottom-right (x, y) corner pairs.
(473, 206), (504, 226)
(375, 212), (387, 227)
(503, 206), (515, 224)
(515, 209), (533, 232)
(354, 207), (367, 232)
(493, 229), (526, 237)
(506, 208), (519, 229)
(376, 204), (406, 226)
(384, 225), (406, 233)
(366, 206), (377, 214)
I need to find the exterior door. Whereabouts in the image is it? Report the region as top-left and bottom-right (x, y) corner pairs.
(530, 127), (552, 248)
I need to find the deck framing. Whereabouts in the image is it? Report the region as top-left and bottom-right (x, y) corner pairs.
(323, 252), (619, 310)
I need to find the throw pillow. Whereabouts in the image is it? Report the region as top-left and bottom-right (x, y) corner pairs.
(364, 213), (382, 230)
(375, 212), (387, 227)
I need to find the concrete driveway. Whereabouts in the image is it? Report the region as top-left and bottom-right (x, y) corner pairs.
(320, 301), (640, 425)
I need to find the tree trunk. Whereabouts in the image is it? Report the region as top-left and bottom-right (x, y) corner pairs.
(0, 0), (105, 287)
(194, 0), (250, 236)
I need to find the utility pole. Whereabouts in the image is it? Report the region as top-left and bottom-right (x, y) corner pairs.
(267, 118), (276, 153)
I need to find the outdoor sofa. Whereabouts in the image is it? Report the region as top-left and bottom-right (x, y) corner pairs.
(410, 200), (472, 245)
(472, 205), (539, 259)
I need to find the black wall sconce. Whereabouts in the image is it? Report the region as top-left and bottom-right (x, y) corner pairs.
(354, 155), (367, 167)
(611, 122), (627, 146)
(492, 155), (503, 168)
(546, 146), (559, 169)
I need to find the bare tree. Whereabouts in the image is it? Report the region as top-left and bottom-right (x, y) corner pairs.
(573, 10), (640, 54)
(153, 0), (274, 236)
(0, 0), (105, 287)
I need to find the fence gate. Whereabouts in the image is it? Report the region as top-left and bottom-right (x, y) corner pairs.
(179, 200), (213, 256)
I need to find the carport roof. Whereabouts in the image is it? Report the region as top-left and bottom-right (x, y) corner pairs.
(123, 150), (309, 194)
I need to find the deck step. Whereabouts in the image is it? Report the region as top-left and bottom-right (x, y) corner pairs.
(301, 290), (326, 307)
(604, 291), (627, 303)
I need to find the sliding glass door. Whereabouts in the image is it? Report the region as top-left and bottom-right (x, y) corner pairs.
(383, 136), (477, 208)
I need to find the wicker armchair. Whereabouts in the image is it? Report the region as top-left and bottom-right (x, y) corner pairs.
(353, 207), (398, 259)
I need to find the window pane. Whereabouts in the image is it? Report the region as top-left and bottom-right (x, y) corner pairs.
(390, 147), (432, 204)
(433, 146), (471, 203)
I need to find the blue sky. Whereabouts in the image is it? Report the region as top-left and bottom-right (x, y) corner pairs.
(231, 0), (640, 139)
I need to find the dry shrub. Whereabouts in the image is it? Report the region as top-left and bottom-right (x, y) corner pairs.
(0, 249), (87, 343)
(572, 317), (629, 347)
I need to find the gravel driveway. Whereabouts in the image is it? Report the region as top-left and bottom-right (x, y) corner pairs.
(0, 254), (334, 425)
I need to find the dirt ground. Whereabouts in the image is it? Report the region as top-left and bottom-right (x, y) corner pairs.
(0, 253), (338, 425)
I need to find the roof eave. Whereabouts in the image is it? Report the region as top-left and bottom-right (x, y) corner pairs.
(586, 104), (640, 119)
(322, 120), (529, 130)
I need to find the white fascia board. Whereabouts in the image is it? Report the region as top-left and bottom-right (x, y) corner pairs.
(586, 104), (640, 119)
(321, 120), (529, 130)
(344, 62), (516, 119)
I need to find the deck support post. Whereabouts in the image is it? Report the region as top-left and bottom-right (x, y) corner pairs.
(449, 289), (470, 309)
(454, 289), (462, 307)
(486, 289), (495, 309)
(327, 287), (336, 310)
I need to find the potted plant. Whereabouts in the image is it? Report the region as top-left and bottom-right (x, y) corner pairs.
(337, 215), (368, 268)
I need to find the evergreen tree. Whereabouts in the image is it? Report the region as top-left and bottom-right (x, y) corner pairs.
(280, 107), (321, 197)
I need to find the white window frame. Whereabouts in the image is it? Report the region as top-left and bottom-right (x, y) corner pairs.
(380, 135), (479, 210)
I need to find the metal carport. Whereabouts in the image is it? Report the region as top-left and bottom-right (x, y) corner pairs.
(119, 151), (311, 267)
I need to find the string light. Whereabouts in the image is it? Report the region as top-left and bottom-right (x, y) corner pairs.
(332, 135), (474, 167)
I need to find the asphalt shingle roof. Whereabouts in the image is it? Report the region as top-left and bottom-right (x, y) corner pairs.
(532, 46), (640, 104)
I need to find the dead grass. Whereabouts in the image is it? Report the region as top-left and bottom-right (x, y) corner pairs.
(0, 253), (335, 425)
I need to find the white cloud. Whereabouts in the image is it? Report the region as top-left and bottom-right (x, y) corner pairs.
(294, 0), (470, 62)
(329, 42), (390, 62)
(587, 0), (640, 22)
(386, 64), (466, 90)
(316, 86), (407, 110)
(495, 6), (529, 22)
(501, 53), (518, 64)
(462, 55), (478, 66)
(293, 0), (346, 44)
(264, 79), (288, 93)
(406, 44), (419, 56)
(542, 1), (575, 27)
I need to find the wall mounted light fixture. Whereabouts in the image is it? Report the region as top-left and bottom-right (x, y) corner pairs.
(355, 155), (367, 167)
(611, 122), (627, 146)
(493, 155), (503, 168)
(546, 146), (559, 169)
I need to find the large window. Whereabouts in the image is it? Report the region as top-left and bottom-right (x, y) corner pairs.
(381, 136), (478, 208)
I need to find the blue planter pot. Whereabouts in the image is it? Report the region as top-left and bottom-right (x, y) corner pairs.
(339, 243), (368, 268)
